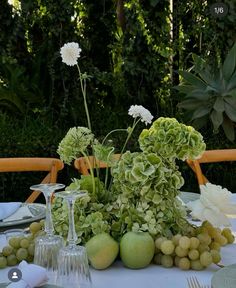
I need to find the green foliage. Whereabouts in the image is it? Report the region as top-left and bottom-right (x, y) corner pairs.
(0, 113), (69, 202)
(177, 43), (236, 142)
(52, 117), (205, 243)
(1, 0), (236, 203)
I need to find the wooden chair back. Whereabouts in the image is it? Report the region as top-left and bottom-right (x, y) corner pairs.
(0, 158), (64, 203)
(74, 154), (121, 175)
(186, 149), (236, 185)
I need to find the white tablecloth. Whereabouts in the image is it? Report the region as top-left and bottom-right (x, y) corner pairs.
(0, 219), (236, 288)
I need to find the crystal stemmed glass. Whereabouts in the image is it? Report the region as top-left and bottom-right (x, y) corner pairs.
(30, 183), (65, 282)
(55, 190), (92, 288)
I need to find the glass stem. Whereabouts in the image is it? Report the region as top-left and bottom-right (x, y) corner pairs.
(67, 198), (77, 248)
(44, 191), (54, 236)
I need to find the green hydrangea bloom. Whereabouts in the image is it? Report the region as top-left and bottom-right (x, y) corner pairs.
(139, 117), (206, 160)
(57, 127), (94, 164)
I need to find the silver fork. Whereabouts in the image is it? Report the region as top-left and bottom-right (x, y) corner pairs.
(187, 276), (202, 288)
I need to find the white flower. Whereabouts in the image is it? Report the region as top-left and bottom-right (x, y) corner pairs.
(187, 182), (236, 227)
(60, 42), (81, 66)
(128, 105), (153, 125)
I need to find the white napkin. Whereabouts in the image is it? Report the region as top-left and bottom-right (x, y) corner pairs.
(3, 205), (34, 222)
(0, 202), (21, 220)
(7, 260), (48, 288)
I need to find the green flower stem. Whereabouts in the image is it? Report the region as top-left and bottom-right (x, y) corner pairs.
(81, 151), (96, 196)
(77, 64), (91, 131)
(102, 129), (127, 145)
(104, 148), (115, 190)
(120, 118), (141, 156)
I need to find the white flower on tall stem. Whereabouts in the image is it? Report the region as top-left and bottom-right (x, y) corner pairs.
(60, 42), (81, 66)
(60, 42), (91, 131)
(187, 182), (236, 227)
(128, 105), (153, 125)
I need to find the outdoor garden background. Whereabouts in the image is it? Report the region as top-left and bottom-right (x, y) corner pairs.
(0, 0), (236, 202)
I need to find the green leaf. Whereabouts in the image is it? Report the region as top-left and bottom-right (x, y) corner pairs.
(226, 88), (236, 97)
(224, 95), (236, 109)
(188, 90), (210, 101)
(0, 89), (25, 113)
(192, 115), (208, 130)
(222, 42), (236, 81)
(191, 106), (211, 120)
(222, 117), (235, 142)
(210, 110), (223, 132)
(192, 54), (206, 72)
(178, 99), (203, 110)
(227, 71), (236, 91)
(174, 84), (194, 94)
(179, 71), (207, 89)
(213, 97), (225, 112)
(224, 102), (236, 122)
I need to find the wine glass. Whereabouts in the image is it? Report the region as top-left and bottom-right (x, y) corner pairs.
(55, 190), (92, 288)
(30, 183), (65, 282)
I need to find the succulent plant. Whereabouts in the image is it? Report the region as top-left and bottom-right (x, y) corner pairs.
(177, 42), (236, 141)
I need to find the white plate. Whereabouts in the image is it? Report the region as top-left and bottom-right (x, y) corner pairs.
(0, 284), (60, 288)
(212, 264), (236, 288)
(179, 191), (200, 203)
(0, 203), (45, 228)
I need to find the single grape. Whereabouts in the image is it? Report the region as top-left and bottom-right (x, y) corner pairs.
(155, 237), (167, 250)
(26, 234), (34, 241)
(210, 249), (221, 264)
(190, 259), (204, 270)
(188, 249), (199, 260)
(8, 237), (21, 249)
(20, 238), (30, 249)
(179, 236), (191, 250)
(29, 222), (42, 234)
(214, 234), (227, 246)
(28, 243), (35, 256)
(0, 256), (7, 269)
(175, 246), (188, 257)
(174, 256), (181, 267)
(160, 240), (175, 255)
(161, 255), (173, 268)
(221, 228), (235, 244)
(2, 246), (14, 257)
(33, 230), (45, 239)
(172, 234), (181, 246)
(209, 241), (221, 251)
(198, 243), (210, 253)
(190, 237), (200, 249)
(178, 257), (190, 270)
(16, 248), (28, 261)
(200, 251), (212, 267)
(207, 226), (219, 238)
(7, 255), (18, 266)
(197, 233), (211, 245)
(39, 219), (45, 228)
(153, 253), (162, 265)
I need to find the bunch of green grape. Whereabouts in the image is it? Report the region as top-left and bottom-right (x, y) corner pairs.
(0, 221), (44, 269)
(154, 221), (235, 270)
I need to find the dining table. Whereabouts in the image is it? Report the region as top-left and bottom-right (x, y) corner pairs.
(0, 215), (236, 287)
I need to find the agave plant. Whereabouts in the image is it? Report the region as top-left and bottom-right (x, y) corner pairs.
(177, 42), (236, 141)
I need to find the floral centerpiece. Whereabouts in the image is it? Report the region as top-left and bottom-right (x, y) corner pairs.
(52, 42), (206, 245)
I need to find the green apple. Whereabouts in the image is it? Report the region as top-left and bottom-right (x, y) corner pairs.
(85, 233), (119, 270)
(120, 231), (155, 269)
